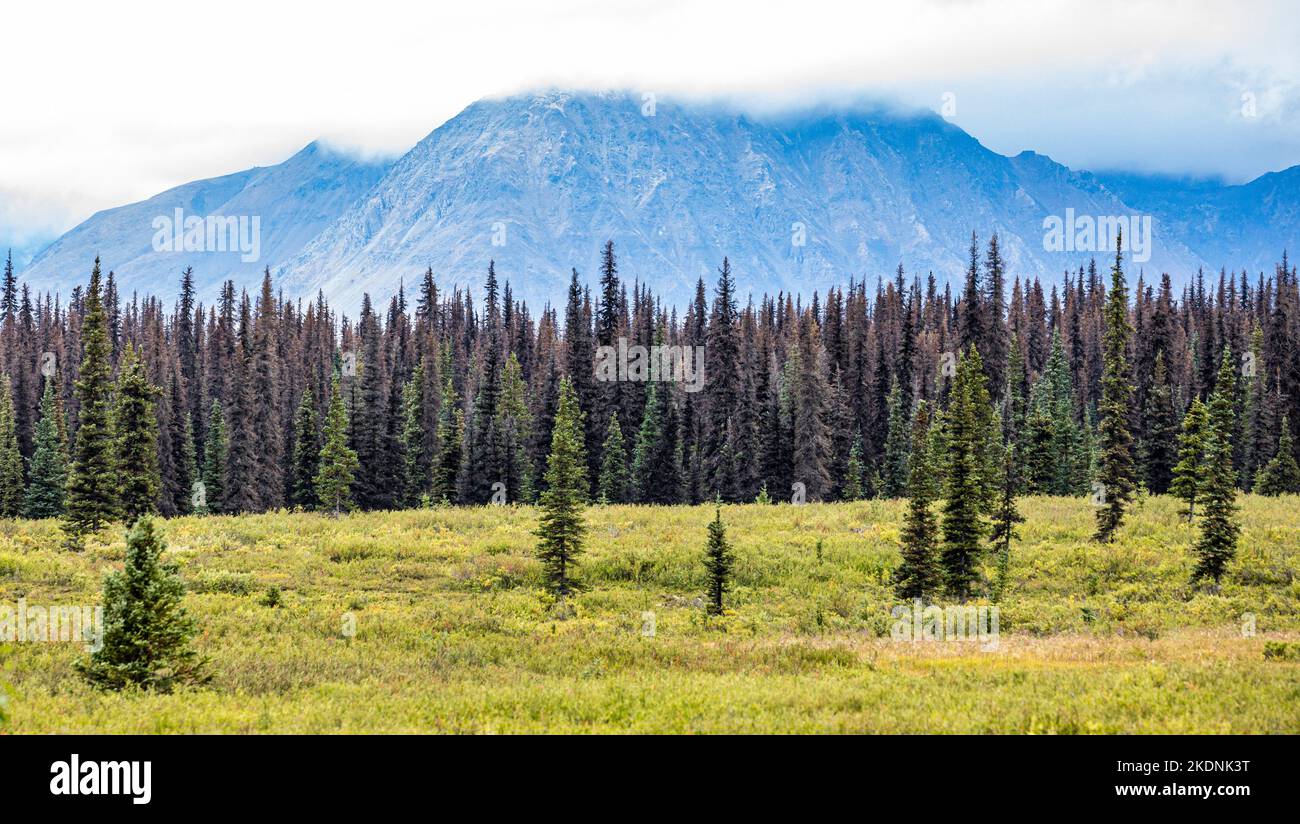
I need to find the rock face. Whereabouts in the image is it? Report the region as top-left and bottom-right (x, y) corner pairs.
(20, 91), (1300, 311)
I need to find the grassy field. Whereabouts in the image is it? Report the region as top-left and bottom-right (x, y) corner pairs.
(1, 494), (1298, 733)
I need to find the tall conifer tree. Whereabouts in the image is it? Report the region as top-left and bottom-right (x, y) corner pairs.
(24, 380), (67, 518)
(1192, 350), (1241, 581)
(0, 376), (24, 516)
(1094, 235), (1136, 542)
(315, 376), (359, 516)
(64, 260), (120, 543)
(290, 388), (321, 509)
(894, 402), (942, 600)
(535, 377), (587, 596)
(199, 401), (227, 515)
(1171, 399), (1209, 520)
(597, 412), (629, 504)
(939, 349), (989, 599)
(114, 344), (162, 524)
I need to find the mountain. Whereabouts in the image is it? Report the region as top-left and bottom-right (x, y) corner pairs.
(18, 142), (392, 301)
(17, 91), (1299, 310)
(1095, 167), (1300, 278)
(278, 91), (1290, 311)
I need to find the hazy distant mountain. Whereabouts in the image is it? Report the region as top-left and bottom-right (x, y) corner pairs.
(16, 91), (1299, 311)
(18, 142), (392, 302)
(1095, 166), (1300, 279)
(276, 91), (1291, 311)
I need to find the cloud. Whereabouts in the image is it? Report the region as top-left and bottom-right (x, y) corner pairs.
(2, 0), (1297, 242)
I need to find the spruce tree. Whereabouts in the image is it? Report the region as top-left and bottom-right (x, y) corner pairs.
(176, 412), (197, 515)
(432, 375), (464, 504)
(0, 376), (24, 517)
(702, 506), (734, 615)
(535, 376), (587, 596)
(939, 350), (989, 599)
(396, 367), (426, 508)
(315, 376), (359, 516)
(1255, 416), (1300, 495)
(289, 388), (320, 509)
(496, 353), (534, 504)
(881, 377), (911, 498)
(842, 435), (866, 501)
(1171, 399), (1209, 520)
(893, 401), (943, 600)
(596, 412), (629, 504)
(1094, 236), (1136, 542)
(631, 379), (682, 504)
(1140, 352), (1178, 494)
(1240, 325), (1269, 489)
(988, 440), (1024, 600)
(1192, 349), (1241, 582)
(787, 317), (832, 500)
(114, 345), (162, 524)
(702, 258), (740, 500)
(77, 516), (207, 691)
(64, 259), (119, 543)
(24, 380), (67, 518)
(1023, 329), (1081, 495)
(199, 400), (227, 515)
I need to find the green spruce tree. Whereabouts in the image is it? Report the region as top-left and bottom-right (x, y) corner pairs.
(1094, 235), (1136, 542)
(939, 349), (989, 599)
(893, 401), (943, 600)
(1140, 352), (1178, 494)
(64, 260), (119, 543)
(432, 375), (464, 504)
(113, 345), (162, 524)
(77, 516), (207, 691)
(0, 376), (25, 517)
(24, 380), (68, 518)
(1192, 349), (1242, 582)
(881, 377), (911, 498)
(630, 379), (682, 504)
(535, 377), (587, 596)
(199, 400), (227, 515)
(989, 440), (1024, 601)
(315, 376), (359, 516)
(703, 505), (735, 615)
(1254, 416), (1300, 495)
(842, 434), (866, 501)
(290, 388), (320, 509)
(1171, 399), (1209, 520)
(176, 412), (197, 515)
(396, 364), (426, 507)
(596, 412), (629, 504)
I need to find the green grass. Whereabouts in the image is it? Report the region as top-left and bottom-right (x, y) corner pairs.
(1, 494), (1298, 733)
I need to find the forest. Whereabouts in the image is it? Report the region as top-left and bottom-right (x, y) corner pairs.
(0, 234), (1296, 539)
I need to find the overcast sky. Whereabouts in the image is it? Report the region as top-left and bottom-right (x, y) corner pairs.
(2, 0), (1297, 249)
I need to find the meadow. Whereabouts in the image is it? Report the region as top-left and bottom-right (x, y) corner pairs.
(1, 494), (1298, 733)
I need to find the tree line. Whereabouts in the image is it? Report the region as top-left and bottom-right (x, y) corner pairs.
(0, 233), (1295, 543)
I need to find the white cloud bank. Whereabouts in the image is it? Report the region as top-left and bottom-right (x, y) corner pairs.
(2, 0), (1296, 241)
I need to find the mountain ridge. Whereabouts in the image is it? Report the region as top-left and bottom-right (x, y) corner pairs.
(15, 91), (1299, 310)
